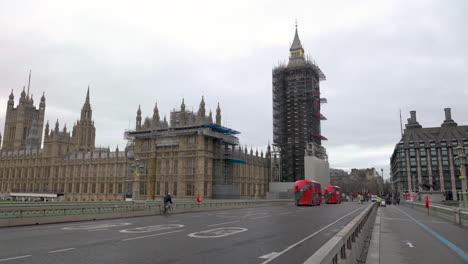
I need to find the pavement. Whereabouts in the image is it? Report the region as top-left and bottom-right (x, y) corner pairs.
(0, 202), (367, 264)
(369, 203), (468, 264)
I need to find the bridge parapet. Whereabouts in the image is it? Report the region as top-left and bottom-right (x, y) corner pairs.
(304, 202), (378, 264)
(402, 201), (468, 227)
(0, 199), (290, 227)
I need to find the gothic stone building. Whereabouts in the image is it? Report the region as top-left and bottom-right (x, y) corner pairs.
(0, 86), (270, 201)
(390, 109), (468, 200)
(126, 98), (271, 200)
(0, 88), (128, 201)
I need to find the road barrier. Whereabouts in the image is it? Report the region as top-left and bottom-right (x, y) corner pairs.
(402, 201), (468, 227)
(304, 202), (378, 264)
(0, 199), (291, 227)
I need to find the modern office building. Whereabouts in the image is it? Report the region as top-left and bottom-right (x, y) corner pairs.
(272, 26), (327, 182)
(390, 109), (468, 200)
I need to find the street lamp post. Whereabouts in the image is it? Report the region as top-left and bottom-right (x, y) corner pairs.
(381, 168), (384, 196)
(454, 143), (468, 208)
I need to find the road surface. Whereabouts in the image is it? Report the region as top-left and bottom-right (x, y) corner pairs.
(0, 202), (367, 264)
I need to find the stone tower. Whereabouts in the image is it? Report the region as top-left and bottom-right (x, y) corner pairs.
(72, 87), (96, 152)
(2, 72), (45, 151)
(272, 25), (327, 182)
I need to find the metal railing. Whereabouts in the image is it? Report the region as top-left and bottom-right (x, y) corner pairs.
(0, 199), (290, 220)
(304, 203), (378, 264)
(402, 201), (468, 226)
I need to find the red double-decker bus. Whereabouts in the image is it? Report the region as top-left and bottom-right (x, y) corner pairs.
(324, 185), (341, 204)
(294, 180), (322, 206)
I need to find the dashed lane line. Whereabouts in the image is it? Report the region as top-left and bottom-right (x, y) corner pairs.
(0, 255), (32, 262)
(251, 215), (272, 220)
(259, 252), (279, 260)
(48, 248), (76, 254)
(122, 229), (186, 241)
(207, 221), (240, 227)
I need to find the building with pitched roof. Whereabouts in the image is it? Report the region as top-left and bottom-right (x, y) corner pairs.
(390, 108), (468, 200)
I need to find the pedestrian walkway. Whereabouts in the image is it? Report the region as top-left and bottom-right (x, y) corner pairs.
(368, 204), (468, 264)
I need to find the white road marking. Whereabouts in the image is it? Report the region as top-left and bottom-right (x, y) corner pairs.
(48, 248), (76, 253)
(0, 255), (32, 262)
(405, 241), (414, 248)
(62, 222), (131, 230)
(259, 252), (279, 259)
(251, 215), (271, 220)
(260, 206), (365, 264)
(207, 221), (240, 227)
(244, 212), (268, 217)
(87, 228), (108, 232)
(0, 220), (126, 232)
(122, 229), (185, 241)
(120, 224), (184, 233)
(188, 227), (248, 238)
(216, 215), (238, 218)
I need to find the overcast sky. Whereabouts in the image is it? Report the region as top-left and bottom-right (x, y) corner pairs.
(1, 0), (467, 178)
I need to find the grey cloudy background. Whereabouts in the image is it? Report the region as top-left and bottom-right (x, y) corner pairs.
(1, 0), (467, 178)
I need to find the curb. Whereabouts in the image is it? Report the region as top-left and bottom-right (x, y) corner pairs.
(366, 208), (380, 264)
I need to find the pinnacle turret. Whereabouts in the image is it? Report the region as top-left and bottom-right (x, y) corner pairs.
(181, 98), (186, 112)
(136, 105), (142, 129)
(80, 87), (92, 122)
(8, 90), (14, 106)
(216, 103), (221, 125)
(55, 119), (60, 132)
(153, 102), (160, 122)
(45, 121), (50, 136)
(198, 96), (206, 122)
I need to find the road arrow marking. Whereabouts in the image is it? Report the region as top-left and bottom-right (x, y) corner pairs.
(259, 252), (279, 259)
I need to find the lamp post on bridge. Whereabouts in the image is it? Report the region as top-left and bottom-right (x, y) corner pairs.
(380, 168), (384, 196)
(454, 143), (468, 208)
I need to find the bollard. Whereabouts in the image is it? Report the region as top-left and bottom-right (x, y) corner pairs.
(454, 209), (461, 225)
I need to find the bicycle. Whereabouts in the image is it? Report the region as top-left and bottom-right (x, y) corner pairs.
(160, 203), (173, 215)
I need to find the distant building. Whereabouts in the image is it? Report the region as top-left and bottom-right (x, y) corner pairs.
(0, 88), (127, 201)
(330, 168), (349, 186)
(272, 25), (327, 182)
(126, 98), (271, 199)
(350, 168), (379, 181)
(2, 76), (45, 151)
(390, 108), (468, 200)
(0, 81), (271, 200)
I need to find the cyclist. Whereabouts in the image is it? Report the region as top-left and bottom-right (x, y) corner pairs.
(163, 192), (172, 214)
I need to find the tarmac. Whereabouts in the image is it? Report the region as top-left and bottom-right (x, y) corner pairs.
(0, 202), (366, 264)
(367, 203), (468, 264)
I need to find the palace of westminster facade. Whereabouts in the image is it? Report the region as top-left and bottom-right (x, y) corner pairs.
(0, 85), (272, 201)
